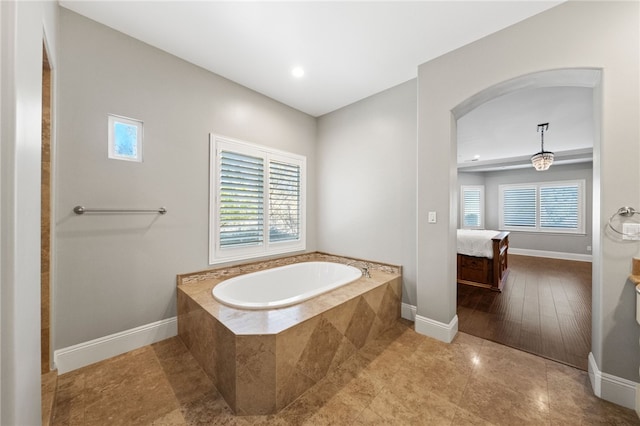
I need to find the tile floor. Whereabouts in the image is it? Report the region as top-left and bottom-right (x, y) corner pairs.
(52, 319), (639, 425)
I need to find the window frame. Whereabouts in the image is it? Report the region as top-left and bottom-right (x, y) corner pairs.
(460, 185), (485, 229)
(498, 179), (585, 235)
(209, 134), (306, 264)
(108, 114), (143, 162)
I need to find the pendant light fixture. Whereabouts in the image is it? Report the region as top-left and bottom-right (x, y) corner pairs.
(531, 122), (554, 171)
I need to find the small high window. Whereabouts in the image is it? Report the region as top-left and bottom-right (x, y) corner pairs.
(108, 114), (143, 162)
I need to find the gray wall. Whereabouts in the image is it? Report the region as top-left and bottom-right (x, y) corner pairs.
(54, 10), (317, 349)
(1, 1), (58, 423)
(317, 80), (417, 306)
(457, 172), (484, 187)
(417, 0), (639, 385)
(458, 163), (593, 255)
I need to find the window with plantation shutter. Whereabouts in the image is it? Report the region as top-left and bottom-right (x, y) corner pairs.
(269, 161), (300, 242)
(219, 151), (264, 248)
(460, 185), (484, 229)
(210, 135), (306, 264)
(540, 184), (580, 231)
(501, 186), (536, 229)
(499, 180), (584, 234)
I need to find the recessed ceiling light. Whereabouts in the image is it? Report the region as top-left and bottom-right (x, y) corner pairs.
(291, 66), (305, 78)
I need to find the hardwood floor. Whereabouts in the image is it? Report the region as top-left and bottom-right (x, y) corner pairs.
(457, 254), (592, 370)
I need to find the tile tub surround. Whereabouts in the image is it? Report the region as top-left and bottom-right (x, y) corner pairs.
(177, 252), (402, 415)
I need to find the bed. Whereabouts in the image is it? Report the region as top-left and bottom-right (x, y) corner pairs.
(457, 229), (510, 292)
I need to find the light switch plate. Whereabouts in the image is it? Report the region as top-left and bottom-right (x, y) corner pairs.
(428, 211), (437, 223)
(622, 222), (640, 240)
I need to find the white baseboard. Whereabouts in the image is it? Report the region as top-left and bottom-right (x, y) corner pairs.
(414, 313), (458, 343)
(509, 248), (592, 262)
(588, 352), (638, 410)
(636, 383), (640, 418)
(588, 352), (602, 396)
(401, 303), (416, 321)
(54, 317), (178, 374)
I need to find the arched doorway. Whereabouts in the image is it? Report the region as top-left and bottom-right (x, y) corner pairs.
(452, 70), (601, 369)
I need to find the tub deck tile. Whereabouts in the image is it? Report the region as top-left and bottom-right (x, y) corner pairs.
(177, 252), (402, 415)
(322, 296), (359, 335)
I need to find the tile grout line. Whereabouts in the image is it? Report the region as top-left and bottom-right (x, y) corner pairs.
(544, 357), (554, 424)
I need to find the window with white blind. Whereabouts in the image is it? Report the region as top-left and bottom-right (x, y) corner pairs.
(460, 185), (484, 229)
(210, 134), (306, 264)
(499, 180), (585, 234)
(269, 161), (301, 243)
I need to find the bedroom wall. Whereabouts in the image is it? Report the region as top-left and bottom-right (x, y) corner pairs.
(457, 172), (484, 187)
(483, 162), (593, 255)
(417, 0), (639, 388)
(316, 79), (417, 307)
(55, 10), (317, 349)
(458, 164), (593, 256)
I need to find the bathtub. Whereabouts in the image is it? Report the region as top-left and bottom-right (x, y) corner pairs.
(178, 252), (402, 414)
(212, 261), (362, 309)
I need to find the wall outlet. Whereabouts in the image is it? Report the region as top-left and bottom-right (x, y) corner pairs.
(587, 245), (591, 252)
(428, 211), (437, 223)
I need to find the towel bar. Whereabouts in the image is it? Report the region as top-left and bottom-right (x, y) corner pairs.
(73, 206), (167, 215)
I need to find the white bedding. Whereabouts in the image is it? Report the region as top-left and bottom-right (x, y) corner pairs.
(457, 229), (501, 259)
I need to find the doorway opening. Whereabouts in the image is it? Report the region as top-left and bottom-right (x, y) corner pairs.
(452, 69), (601, 371)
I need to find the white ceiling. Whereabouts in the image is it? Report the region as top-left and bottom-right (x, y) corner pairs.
(457, 86), (594, 172)
(58, 0), (563, 117)
(60, 1), (589, 170)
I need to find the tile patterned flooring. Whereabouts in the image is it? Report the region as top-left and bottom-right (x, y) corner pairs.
(52, 320), (639, 425)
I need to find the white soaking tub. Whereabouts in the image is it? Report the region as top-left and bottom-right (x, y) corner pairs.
(212, 261), (362, 309)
